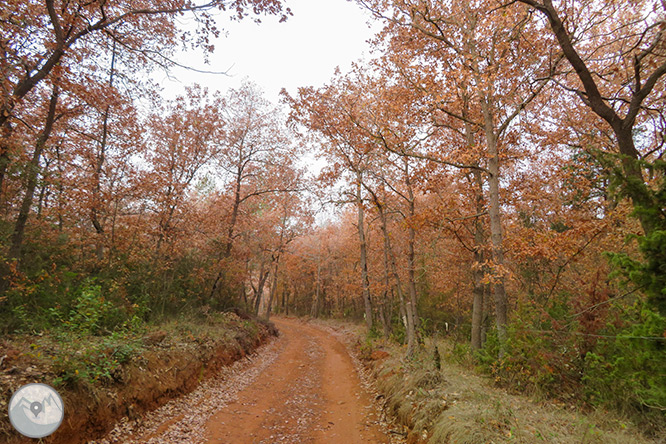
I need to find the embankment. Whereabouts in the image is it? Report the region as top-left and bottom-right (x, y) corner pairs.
(0, 312), (277, 444)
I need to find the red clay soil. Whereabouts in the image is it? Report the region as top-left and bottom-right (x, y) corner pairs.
(1, 317), (275, 444)
(204, 317), (390, 444)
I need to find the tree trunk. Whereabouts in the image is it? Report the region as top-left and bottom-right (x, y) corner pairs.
(374, 190), (394, 339)
(470, 169), (487, 350)
(240, 285), (248, 309)
(9, 84), (60, 260)
(471, 256), (486, 350)
(36, 159), (52, 219)
(311, 257), (323, 318)
(615, 125), (656, 234)
(210, 167), (243, 302)
(265, 257), (280, 320)
(461, 94), (487, 351)
(377, 295), (392, 337)
(404, 162), (420, 341)
(367, 184), (395, 338)
(0, 43), (66, 196)
(481, 100), (508, 355)
(0, 123), (12, 200)
(281, 287), (287, 315)
(91, 40), (117, 263)
(253, 261), (270, 316)
(356, 175), (373, 331)
(529, 0), (658, 236)
(371, 189), (416, 357)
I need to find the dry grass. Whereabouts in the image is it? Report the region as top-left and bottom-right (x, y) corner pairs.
(427, 337), (659, 444)
(315, 319), (662, 444)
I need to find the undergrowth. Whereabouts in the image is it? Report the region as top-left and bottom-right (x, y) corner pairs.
(357, 330), (660, 444)
(3, 289), (271, 390)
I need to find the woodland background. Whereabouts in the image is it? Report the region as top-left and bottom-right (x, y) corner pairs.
(0, 0), (665, 435)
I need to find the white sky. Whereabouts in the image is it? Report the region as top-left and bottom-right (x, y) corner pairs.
(160, 0), (380, 103)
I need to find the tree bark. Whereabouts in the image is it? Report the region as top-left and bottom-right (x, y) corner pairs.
(481, 99), (509, 354)
(370, 186), (395, 338)
(379, 210), (393, 338)
(9, 85), (60, 260)
(615, 125), (657, 234)
(404, 160), (420, 341)
(518, 0), (663, 236)
(225, 166), (243, 257)
(0, 121), (12, 200)
(265, 256), (280, 320)
(209, 166), (243, 302)
(0, 46), (65, 193)
(253, 260), (270, 316)
(356, 174), (373, 331)
(470, 170), (487, 350)
(311, 258), (323, 318)
(369, 185), (416, 355)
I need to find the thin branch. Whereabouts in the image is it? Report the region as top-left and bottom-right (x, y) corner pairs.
(567, 285), (645, 319)
(547, 229), (605, 299)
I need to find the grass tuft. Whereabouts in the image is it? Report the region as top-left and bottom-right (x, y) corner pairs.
(360, 334), (660, 444)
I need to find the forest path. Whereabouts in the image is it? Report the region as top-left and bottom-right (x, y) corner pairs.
(92, 317), (395, 444)
(204, 317), (390, 443)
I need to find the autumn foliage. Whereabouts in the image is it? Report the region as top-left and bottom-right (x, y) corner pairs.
(0, 1), (301, 329)
(1, 0), (665, 434)
(280, 0), (665, 430)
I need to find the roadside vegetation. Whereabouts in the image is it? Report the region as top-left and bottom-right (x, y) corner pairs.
(274, 0), (666, 437)
(320, 320), (659, 444)
(0, 305), (276, 443)
(1, 3), (302, 440)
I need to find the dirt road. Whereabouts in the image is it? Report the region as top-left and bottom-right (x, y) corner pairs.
(92, 317), (394, 444)
(205, 317), (389, 443)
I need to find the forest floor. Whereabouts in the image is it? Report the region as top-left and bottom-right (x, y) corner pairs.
(321, 320), (664, 444)
(5, 315), (659, 443)
(90, 315), (663, 444)
(1, 312), (276, 444)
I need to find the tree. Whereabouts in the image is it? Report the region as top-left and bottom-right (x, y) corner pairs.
(8, 83), (61, 261)
(286, 69), (433, 353)
(513, 0), (665, 234)
(144, 86), (224, 255)
(208, 82), (301, 305)
(511, 0), (666, 314)
(0, 0), (290, 194)
(357, 0), (556, 350)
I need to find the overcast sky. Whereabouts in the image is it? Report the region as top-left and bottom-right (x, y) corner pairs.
(159, 0), (380, 103)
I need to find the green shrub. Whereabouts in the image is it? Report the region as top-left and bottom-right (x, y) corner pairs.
(477, 293), (582, 397)
(582, 302), (666, 421)
(603, 156), (666, 316)
(1, 267), (82, 333)
(478, 295), (665, 432)
(68, 283), (122, 334)
(51, 330), (144, 387)
(450, 341), (471, 366)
